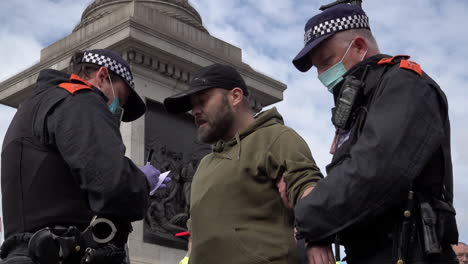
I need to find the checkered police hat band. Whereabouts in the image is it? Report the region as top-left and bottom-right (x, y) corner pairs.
(304, 14), (369, 45)
(82, 52), (135, 89)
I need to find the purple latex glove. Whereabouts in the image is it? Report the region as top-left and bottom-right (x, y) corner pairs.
(140, 165), (171, 195)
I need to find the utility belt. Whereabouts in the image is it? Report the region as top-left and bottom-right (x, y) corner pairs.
(0, 217), (130, 264)
(394, 191), (458, 264)
(338, 192), (458, 263)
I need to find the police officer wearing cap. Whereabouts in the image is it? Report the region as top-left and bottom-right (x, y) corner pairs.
(0, 49), (166, 263)
(291, 3), (459, 264)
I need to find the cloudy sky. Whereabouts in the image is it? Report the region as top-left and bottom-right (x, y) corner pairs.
(0, 0), (466, 246)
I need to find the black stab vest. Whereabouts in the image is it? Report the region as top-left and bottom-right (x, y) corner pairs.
(1, 85), (93, 239)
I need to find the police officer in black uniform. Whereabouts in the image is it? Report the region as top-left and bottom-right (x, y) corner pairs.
(0, 49), (164, 263)
(292, 3), (459, 264)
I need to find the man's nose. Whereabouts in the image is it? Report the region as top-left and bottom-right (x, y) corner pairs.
(192, 105), (201, 116)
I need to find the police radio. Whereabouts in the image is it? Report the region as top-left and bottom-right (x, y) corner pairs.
(332, 75), (363, 129)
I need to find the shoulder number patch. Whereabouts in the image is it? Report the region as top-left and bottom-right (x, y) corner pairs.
(58, 74), (93, 94)
(400, 60), (422, 77)
(58, 83), (92, 94)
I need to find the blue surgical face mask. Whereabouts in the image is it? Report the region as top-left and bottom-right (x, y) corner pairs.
(318, 62), (348, 93)
(107, 74), (124, 122)
(107, 74), (119, 112)
(108, 97), (120, 113)
(318, 39), (366, 93)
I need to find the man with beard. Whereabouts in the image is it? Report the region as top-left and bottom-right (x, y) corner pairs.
(164, 64), (332, 264)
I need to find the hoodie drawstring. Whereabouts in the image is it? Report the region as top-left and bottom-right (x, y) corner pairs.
(235, 134), (241, 160)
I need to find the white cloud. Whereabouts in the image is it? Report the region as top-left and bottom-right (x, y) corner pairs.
(0, 0), (92, 81)
(0, 31), (42, 81)
(0, 0), (467, 248)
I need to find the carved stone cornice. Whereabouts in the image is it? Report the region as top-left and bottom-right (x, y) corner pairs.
(156, 0), (204, 24)
(73, 10), (112, 32)
(123, 50), (192, 84)
(122, 49), (264, 112)
(156, 9), (207, 33)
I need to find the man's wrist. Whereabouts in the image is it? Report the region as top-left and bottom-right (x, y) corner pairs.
(297, 183), (316, 203)
(300, 186), (314, 199)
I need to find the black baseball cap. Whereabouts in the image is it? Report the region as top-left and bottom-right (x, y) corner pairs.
(292, 4), (370, 72)
(82, 49), (146, 122)
(164, 63), (249, 114)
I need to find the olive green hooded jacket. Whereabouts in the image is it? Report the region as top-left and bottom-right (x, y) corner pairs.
(189, 107), (323, 264)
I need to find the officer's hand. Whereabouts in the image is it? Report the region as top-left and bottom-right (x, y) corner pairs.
(306, 244), (335, 264)
(276, 175), (293, 208)
(140, 165), (171, 195)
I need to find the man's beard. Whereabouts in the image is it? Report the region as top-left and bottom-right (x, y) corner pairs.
(197, 97), (234, 144)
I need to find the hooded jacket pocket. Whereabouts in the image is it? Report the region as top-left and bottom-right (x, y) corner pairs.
(193, 228), (274, 264)
(230, 228), (273, 264)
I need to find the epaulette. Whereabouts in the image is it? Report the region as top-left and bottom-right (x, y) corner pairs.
(58, 74), (93, 94)
(378, 55), (422, 77)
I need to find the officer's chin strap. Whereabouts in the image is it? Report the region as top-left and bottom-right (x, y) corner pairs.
(28, 216), (118, 264)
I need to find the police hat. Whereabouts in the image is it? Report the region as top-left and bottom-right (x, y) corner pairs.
(82, 49), (146, 122)
(292, 3), (370, 72)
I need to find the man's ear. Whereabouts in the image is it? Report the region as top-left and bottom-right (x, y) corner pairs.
(353, 36), (368, 56)
(93, 67), (109, 87)
(230, 87), (244, 107)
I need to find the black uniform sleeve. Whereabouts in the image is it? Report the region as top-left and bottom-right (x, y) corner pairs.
(45, 90), (149, 222)
(295, 68), (447, 242)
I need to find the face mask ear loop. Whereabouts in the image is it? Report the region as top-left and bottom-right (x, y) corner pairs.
(340, 39), (355, 63)
(107, 71), (117, 103)
(360, 47), (369, 62)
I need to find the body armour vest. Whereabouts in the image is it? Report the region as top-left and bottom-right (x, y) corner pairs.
(329, 55), (458, 258)
(1, 72), (94, 239)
